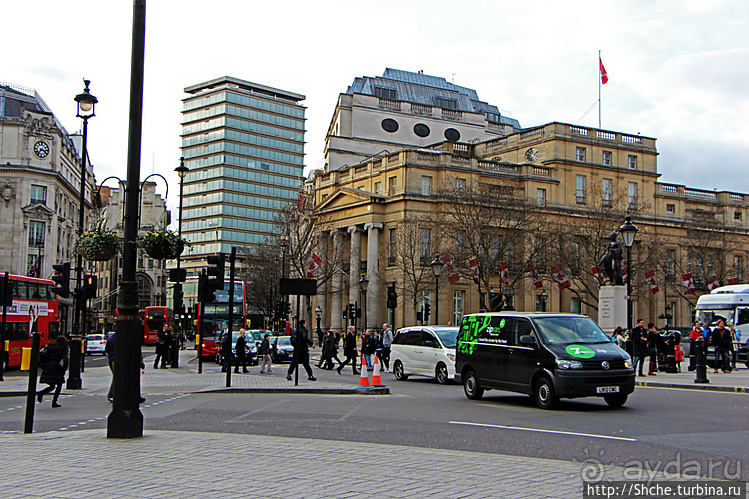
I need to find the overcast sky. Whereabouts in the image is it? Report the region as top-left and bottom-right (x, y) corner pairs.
(4, 0), (748, 222)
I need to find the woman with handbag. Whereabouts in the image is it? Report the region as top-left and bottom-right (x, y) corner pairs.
(37, 336), (69, 408)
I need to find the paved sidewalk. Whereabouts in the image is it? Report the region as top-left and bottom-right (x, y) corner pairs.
(634, 366), (749, 393)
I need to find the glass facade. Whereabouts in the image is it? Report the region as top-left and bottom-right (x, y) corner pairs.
(181, 78), (305, 260)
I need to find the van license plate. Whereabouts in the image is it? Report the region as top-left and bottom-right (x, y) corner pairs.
(597, 386), (619, 394)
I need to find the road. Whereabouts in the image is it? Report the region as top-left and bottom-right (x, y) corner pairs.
(2, 358), (747, 482)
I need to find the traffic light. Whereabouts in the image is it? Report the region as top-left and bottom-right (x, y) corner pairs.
(52, 262), (70, 298)
(173, 283), (184, 307)
(0, 274), (13, 308)
(424, 302), (431, 322)
(342, 307), (348, 320)
(206, 254), (225, 296)
(83, 274), (97, 299)
(349, 303), (356, 319)
(198, 273), (216, 303)
(386, 284), (397, 309)
(283, 301), (291, 317)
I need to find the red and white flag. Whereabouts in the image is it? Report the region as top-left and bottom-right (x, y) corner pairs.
(469, 258), (480, 284)
(621, 266), (628, 285)
(526, 263), (544, 289)
(599, 57), (608, 84)
(443, 256), (460, 285)
(706, 274), (720, 291)
(682, 273), (696, 294)
(591, 265), (603, 289)
(306, 251), (323, 278)
(645, 270), (659, 294)
(726, 277), (739, 286)
(550, 266), (571, 290)
(498, 262), (510, 286)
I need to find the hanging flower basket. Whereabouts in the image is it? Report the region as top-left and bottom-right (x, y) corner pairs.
(75, 223), (120, 261)
(138, 229), (187, 260)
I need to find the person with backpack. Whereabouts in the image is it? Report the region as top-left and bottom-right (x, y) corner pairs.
(37, 336), (69, 408)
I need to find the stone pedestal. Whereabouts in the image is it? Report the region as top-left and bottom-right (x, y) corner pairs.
(598, 286), (627, 333)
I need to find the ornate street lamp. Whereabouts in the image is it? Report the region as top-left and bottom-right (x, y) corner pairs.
(431, 255), (444, 324)
(68, 79), (98, 390)
(315, 305), (322, 344)
(503, 285), (515, 311)
(540, 290), (548, 312)
(171, 157), (189, 367)
(359, 277), (369, 330)
(619, 215), (639, 354)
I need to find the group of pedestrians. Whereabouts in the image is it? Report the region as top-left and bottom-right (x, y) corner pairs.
(691, 320), (737, 373)
(153, 324), (180, 369)
(630, 319), (663, 376)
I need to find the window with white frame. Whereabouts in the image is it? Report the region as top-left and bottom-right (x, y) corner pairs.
(30, 185), (47, 205)
(421, 175), (432, 196)
(602, 151), (612, 166)
(602, 178), (612, 207)
(388, 228), (396, 265)
(576, 175), (587, 204)
(388, 176), (397, 196)
(576, 147), (586, 162)
(628, 182), (638, 209)
(374, 182), (381, 196)
(453, 290), (464, 326)
(419, 227), (431, 265)
(666, 203), (675, 213)
(628, 155), (637, 169)
(536, 188), (546, 206)
(456, 178), (465, 191)
(667, 249), (676, 276)
(28, 220), (45, 247)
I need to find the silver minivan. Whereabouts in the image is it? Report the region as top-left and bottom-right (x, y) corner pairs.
(391, 326), (459, 384)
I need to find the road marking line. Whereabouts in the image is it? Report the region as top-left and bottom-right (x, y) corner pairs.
(449, 421), (636, 442)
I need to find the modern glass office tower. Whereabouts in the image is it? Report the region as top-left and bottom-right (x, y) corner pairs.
(180, 76), (306, 269)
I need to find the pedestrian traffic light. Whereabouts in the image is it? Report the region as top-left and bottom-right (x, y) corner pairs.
(173, 283), (184, 306)
(424, 302), (431, 322)
(52, 262), (70, 298)
(198, 273), (216, 303)
(284, 301), (291, 317)
(206, 254), (225, 296)
(83, 274), (97, 299)
(386, 284), (397, 309)
(342, 307), (348, 320)
(349, 303), (356, 319)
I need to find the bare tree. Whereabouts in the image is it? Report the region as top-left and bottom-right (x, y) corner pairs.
(389, 217), (436, 317)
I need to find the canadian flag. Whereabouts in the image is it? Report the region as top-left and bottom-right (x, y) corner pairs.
(498, 262), (510, 286)
(306, 251), (323, 279)
(591, 265), (603, 289)
(469, 258), (480, 285)
(706, 274), (720, 291)
(526, 263), (544, 289)
(599, 57), (608, 84)
(682, 273), (696, 294)
(645, 270), (659, 294)
(444, 256), (460, 285)
(726, 277), (739, 286)
(550, 265), (571, 290)
(622, 266), (628, 285)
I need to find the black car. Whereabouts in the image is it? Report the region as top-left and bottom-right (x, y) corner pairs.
(270, 336), (294, 363)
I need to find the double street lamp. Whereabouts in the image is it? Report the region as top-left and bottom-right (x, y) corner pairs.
(68, 79), (98, 390)
(431, 255), (444, 324)
(619, 215), (639, 353)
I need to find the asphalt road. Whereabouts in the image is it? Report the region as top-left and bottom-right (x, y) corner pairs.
(2, 364), (746, 481)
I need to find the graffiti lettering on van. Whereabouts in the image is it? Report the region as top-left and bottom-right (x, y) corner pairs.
(458, 315), (491, 355)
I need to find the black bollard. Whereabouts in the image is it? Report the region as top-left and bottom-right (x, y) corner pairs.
(694, 337), (709, 384)
(24, 332), (41, 433)
(688, 339), (696, 371)
(666, 333), (678, 373)
(170, 333), (179, 368)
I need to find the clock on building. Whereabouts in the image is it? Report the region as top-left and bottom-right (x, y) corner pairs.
(33, 140), (50, 159)
(525, 147), (539, 163)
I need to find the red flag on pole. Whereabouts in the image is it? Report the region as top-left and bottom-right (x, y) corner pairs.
(645, 270), (659, 294)
(498, 262), (509, 286)
(469, 258), (480, 285)
(599, 57), (608, 84)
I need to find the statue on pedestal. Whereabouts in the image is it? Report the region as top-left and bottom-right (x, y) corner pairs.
(600, 232), (624, 286)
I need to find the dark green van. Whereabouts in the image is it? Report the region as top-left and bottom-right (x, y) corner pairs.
(455, 312), (635, 409)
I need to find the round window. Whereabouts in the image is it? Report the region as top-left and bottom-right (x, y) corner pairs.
(381, 118), (399, 133)
(444, 128), (461, 142)
(414, 123), (431, 138)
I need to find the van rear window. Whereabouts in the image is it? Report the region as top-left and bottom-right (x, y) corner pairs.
(534, 316), (610, 345)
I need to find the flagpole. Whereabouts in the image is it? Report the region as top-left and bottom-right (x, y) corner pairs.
(598, 50), (602, 130)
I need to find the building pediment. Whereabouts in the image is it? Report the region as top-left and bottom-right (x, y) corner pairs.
(317, 187), (384, 211)
(22, 202), (55, 221)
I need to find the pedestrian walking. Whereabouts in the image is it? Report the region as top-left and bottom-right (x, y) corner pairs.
(361, 329), (377, 371)
(234, 329), (249, 373)
(219, 328), (232, 373)
(728, 322), (738, 369)
(321, 330), (343, 370)
(337, 325), (359, 375)
(674, 344), (684, 372)
(712, 320), (732, 373)
(646, 322), (659, 375)
(37, 335), (69, 408)
(154, 324), (169, 369)
(287, 320), (316, 381)
(258, 332), (273, 374)
(632, 319), (648, 376)
(381, 323), (393, 372)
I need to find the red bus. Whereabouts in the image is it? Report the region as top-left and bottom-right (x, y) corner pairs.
(143, 306), (172, 345)
(1, 274), (60, 370)
(188, 279), (248, 361)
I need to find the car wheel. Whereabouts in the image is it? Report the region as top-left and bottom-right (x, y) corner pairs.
(603, 393), (628, 408)
(393, 360), (409, 381)
(463, 370), (484, 400)
(534, 376), (557, 409)
(435, 363), (449, 384)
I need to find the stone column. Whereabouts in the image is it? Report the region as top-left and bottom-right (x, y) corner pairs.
(317, 233), (329, 334)
(348, 225), (362, 322)
(330, 229), (344, 332)
(365, 222), (383, 330)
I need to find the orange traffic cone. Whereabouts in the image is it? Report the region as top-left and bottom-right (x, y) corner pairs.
(371, 355), (385, 387)
(356, 355), (371, 389)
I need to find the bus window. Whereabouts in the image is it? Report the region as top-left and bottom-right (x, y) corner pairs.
(8, 322), (30, 341)
(738, 308), (749, 326)
(16, 281), (29, 300)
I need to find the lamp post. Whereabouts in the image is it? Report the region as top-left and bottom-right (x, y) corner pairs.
(315, 305), (322, 345)
(280, 238), (288, 334)
(359, 277), (368, 331)
(172, 158), (188, 366)
(503, 285), (515, 311)
(540, 290), (548, 312)
(68, 79), (98, 390)
(619, 215), (639, 355)
(431, 255), (444, 324)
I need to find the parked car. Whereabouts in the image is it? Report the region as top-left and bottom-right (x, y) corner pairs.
(216, 330), (259, 366)
(270, 335), (294, 363)
(456, 312), (634, 409)
(391, 326), (459, 384)
(86, 334), (107, 355)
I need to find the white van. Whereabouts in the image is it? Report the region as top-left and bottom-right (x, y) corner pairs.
(695, 284), (749, 368)
(390, 326), (459, 384)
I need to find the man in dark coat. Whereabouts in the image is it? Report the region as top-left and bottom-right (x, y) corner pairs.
(286, 320), (316, 381)
(37, 336), (69, 408)
(631, 319), (648, 376)
(361, 329), (377, 371)
(234, 329), (249, 373)
(337, 325), (359, 375)
(712, 320), (732, 373)
(154, 325), (169, 369)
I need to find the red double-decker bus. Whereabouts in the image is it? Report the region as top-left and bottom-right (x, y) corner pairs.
(143, 306), (172, 345)
(188, 279), (248, 362)
(1, 274), (60, 370)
